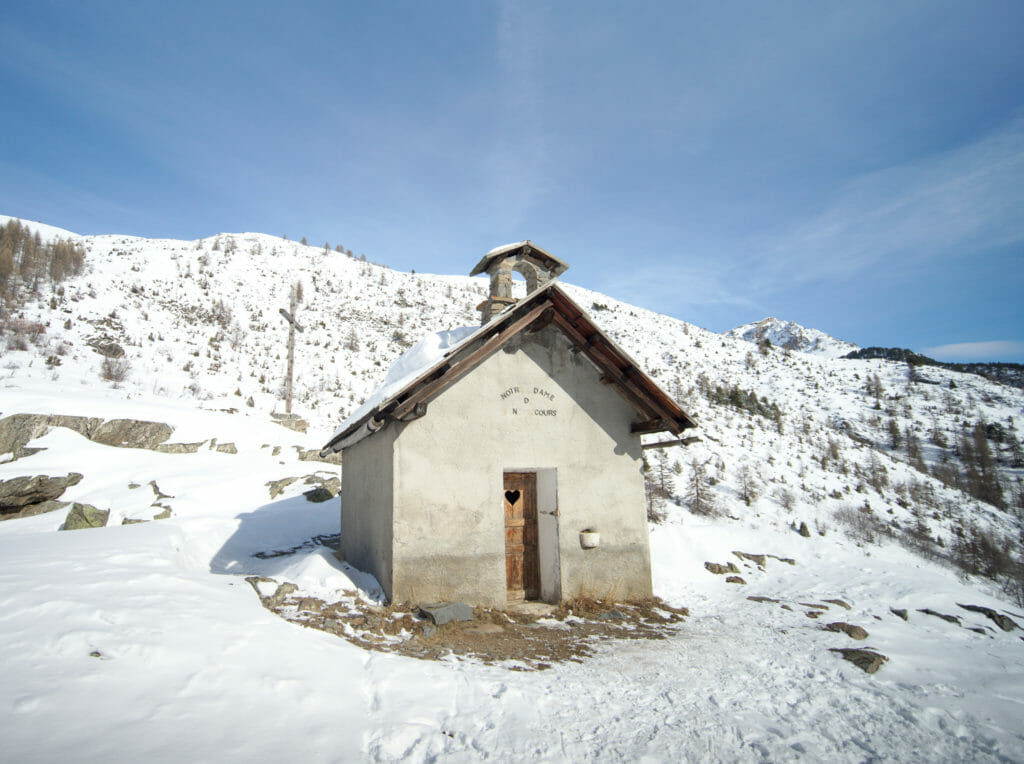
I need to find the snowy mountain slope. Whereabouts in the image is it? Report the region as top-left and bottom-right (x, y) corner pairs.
(726, 316), (858, 358)
(2, 216), (1024, 760)
(3, 216), (1022, 599)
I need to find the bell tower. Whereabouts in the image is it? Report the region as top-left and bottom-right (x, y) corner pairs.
(470, 241), (569, 324)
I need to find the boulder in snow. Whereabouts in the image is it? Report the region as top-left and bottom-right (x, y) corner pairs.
(830, 647), (888, 674)
(63, 503), (109, 530)
(825, 622), (869, 640)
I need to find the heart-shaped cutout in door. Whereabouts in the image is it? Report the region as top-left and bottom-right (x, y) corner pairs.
(505, 489), (521, 505)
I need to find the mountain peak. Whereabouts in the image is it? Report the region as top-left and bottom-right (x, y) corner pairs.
(725, 316), (857, 358)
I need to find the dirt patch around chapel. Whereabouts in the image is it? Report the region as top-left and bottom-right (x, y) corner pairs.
(245, 576), (688, 670)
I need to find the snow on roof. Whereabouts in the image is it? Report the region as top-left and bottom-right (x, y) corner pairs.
(484, 241), (529, 258)
(329, 325), (479, 441)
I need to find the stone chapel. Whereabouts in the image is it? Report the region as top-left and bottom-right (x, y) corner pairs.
(320, 242), (696, 607)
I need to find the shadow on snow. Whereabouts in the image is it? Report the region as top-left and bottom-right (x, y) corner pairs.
(209, 494), (340, 578)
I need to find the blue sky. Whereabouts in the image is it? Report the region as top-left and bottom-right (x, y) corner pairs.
(2, 2), (1022, 361)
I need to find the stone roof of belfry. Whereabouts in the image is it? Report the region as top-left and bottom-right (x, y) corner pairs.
(469, 241), (570, 278)
(320, 280), (696, 456)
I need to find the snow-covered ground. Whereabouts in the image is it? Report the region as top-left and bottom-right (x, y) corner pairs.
(2, 217), (1023, 761)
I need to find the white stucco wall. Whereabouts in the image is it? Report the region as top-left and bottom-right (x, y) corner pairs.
(383, 326), (653, 607)
(339, 424), (395, 597)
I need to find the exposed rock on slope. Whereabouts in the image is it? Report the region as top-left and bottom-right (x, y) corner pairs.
(0, 414), (174, 457)
(91, 419), (173, 449)
(0, 473), (82, 518)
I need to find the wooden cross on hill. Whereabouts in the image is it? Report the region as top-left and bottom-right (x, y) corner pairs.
(279, 281), (304, 414)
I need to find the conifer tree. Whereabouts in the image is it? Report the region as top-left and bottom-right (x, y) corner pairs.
(887, 418), (902, 450)
(972, 422), (1004, 509)
(906, 426), (925, 472)
(684, 458), (716, 516)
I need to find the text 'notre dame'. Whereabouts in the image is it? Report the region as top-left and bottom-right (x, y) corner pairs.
(498, 385), (558, 417)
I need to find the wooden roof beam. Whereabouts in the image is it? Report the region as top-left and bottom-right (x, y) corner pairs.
(552, 311), (671, 425)
(631, 419), (667, 434)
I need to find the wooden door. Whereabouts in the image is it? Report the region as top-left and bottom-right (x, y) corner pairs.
(504, 472), (540, 601)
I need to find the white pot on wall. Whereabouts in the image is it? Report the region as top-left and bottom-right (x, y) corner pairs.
(579, 529), (600, 549)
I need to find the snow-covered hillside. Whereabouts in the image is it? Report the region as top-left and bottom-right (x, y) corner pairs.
(2, 217), (1024, 761)
(727, 316), (858, 358)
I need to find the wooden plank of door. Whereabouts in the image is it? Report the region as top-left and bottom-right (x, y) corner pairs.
(521, 475), (540, 600)
(504, 472), (539, 601)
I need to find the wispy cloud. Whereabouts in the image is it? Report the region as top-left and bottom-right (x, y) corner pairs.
(621, 113), (1024, 322)
(752, 114), (1024, 291)
(924, 341), (1024, 363)
(597, 260), (758, 319)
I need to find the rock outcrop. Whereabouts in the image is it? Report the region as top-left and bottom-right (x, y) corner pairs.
(303, 474), (341, 502)
(266, 476), (299, 499)
(957, 603), (1019, 632)
(705, 561), (740, 575)
(0, 413), (174, 459)
(0, 414), (55, 459)
(2, 499), (69, 521)
(0, 473), (83, 517)
(153, 441), (205, 454)
(271, 413), (308, 433)
(91, 419), (173, 449)
(918, 608), (961, 625)
(266, 474), (341, 502)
